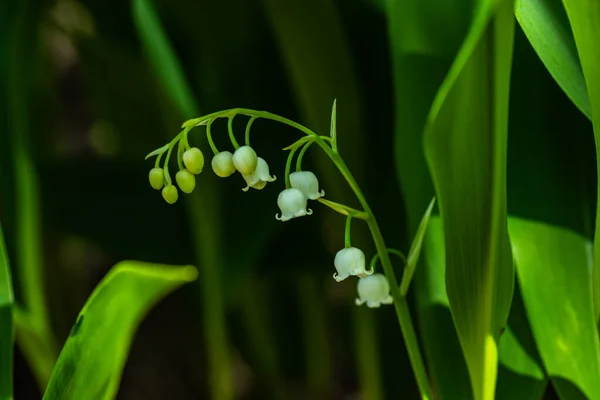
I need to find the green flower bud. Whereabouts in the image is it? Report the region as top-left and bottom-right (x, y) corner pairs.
(211, 151), (236, 178)
(176, 169), (196, 194)
(149, 168), (164, 190)
(162, 184), (178, 204)
(232, 145), (258, 175)
(183, 147), (204, 174)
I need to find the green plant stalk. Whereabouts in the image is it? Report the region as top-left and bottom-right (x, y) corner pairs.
(8, 0), (57, 388)
(184, 109), (433, 399)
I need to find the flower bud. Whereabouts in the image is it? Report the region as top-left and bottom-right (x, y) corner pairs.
(149, 168), (164, 190)
(211, 151), (236, 178)
(355, 274), (393, 308)
(333, 247), (372, 282)
(183, 147), (204, 174)
(162, 184), (178, 204)
(290, 171), (324, 200)
(232, 145), (258, 175)
(242, 157), (276, 191)
(176, 170), (196, 194)
(275, 188), (313, 221)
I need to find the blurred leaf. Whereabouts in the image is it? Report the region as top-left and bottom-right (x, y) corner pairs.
(42, 261), (197, 400)
(515, 0), (590, 119)
(400, 197), (435, 295)
(423, 1), (515, 398)
(561, 0), (600, 323)
(0, 222), (14, 400)
(131, 0), (197, 117)
(132, 2), (238, 399)
(508, 218), (600, 399)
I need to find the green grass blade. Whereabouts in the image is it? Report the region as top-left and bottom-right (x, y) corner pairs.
(560, 0), (600, 323)
(400, 197), (435, 296)
(423, 1), (516, 398)
(508, 218), (600, 399)
(0, 222), (14, 400)
(42, 261), (197, 400)
(515, 0), (590, 119)
(131, 0), (197, 118)
(131, 2), (234, 399)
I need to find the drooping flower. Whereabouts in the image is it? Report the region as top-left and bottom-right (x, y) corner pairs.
(233, 145), (258, 175)
(183, 147), (204, 174)
(275, 188), (313, 221)
(176, 169), (196, 194)
(211, 151), (236, 178)
(290, 171), (324, 200)
(242, 157), (276, 191)
(333, 247), (372, 282)
(355, 274), (393, 308)
(149, 168), (164, 190)
(162, 184), (179, 204)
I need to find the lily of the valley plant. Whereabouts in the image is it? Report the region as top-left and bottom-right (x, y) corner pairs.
(145, 101), (436, 398)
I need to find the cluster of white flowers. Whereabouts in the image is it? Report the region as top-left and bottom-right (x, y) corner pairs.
(148, 125), (393, 308)
(333, 247), (392, 308)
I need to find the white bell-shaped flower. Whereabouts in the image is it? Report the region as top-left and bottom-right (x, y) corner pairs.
(212, 151), (236, 178)
(355, 274), (393, 308)
(233, 145), (258, 175)
(290, 171), (325, 200)
(275, 188), (313, 221)
(242, 157), (276, 191)
(333, 247), (373, 282)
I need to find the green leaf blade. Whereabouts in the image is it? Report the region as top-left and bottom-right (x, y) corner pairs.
(508, 218), (600, 399)
(423, 1), (516, 398)
(515, 0), (590, 119)
(42, 261), (197, 400)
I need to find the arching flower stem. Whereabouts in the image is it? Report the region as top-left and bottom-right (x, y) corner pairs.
(206, 119), (219, 156)
(369, 249), (407, 273)
(345, 215), (353, 248)
(284, 147), (298, 189)
(245, 116), (257, 146)
(227, 116), (240, 149)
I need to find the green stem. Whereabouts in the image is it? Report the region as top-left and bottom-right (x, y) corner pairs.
(296, 140), (314, 172)
(284, 147), (298, 189)
(245, 116), (257, 146)
(206, 119), (219, 155)
(345, 215), (353, 248)
(370, 249), (407, 272)
(177, 138), (184, 170)
(227, 117), (240, 149)
(180, 108), (433, 398)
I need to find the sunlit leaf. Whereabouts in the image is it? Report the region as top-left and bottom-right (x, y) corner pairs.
(515, 0), (590, 119)
(423, 1), (516, 398)
(42, 261), (197, 400)
(561, 0), (600, 323)
(508, 218), (600, 399)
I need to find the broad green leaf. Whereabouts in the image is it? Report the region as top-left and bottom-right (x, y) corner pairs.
(400, 197), (435, 296)
(515, 0), (590, 119)
(423, 1), (515, 398)
(0, 223), (14, 400)
(387, 0), (473, 396)
(508, 218), (600, 399)
(561, 0), (600, 323)
(42, 261), (197, 400)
